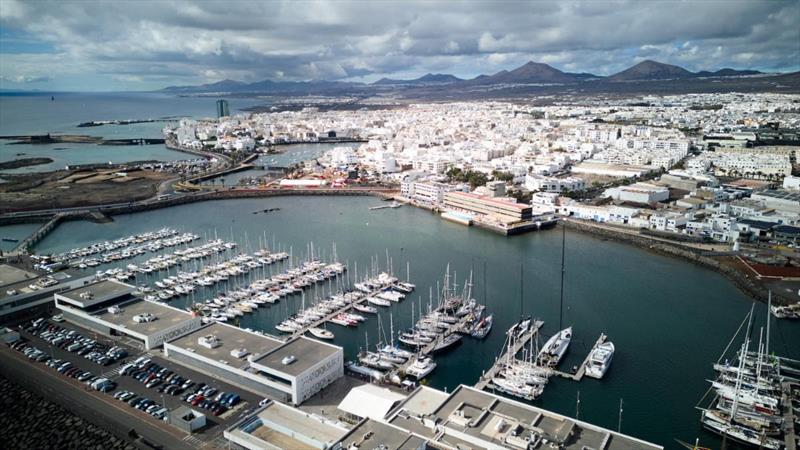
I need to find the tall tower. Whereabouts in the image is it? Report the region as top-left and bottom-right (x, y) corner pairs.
(216, 99), (230, 118)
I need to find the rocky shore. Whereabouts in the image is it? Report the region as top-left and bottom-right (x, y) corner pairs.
(562, 219), (778, 304)
(0, 157), (53, 170)
(0, 373), (135, 450)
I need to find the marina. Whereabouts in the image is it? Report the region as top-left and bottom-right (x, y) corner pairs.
(13, 195), (800, 448)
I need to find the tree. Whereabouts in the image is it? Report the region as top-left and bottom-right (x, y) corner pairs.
(491, 170), (514, 182)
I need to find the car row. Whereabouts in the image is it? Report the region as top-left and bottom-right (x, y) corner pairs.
(113, 391), (169, 420)
(8, 339), (116, 392)
(23, 318), (127, 366)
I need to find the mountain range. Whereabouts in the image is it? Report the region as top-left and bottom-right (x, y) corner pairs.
(161, 59), (782, 94)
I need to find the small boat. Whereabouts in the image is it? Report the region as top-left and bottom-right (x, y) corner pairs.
(353, 303), (378, 314)
(405, 356), (437, 379)
(308, 327), (334, 340)
(585, 341), (615, 379)
(367, 297), (391, 307)
(470, 314), (493, 339)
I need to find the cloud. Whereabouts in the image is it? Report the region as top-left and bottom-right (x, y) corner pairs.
(0, 0), (797, 90)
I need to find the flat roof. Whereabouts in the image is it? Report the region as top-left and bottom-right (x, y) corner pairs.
(446, 191), (530, 211)
(0, 265), (37, 289)
(253, 336), (340, 377)
(58, 279), (134, 307)
(92, 299), (196, 336)
(167, 322), (282, 368)
(249, 401), (346, 447)
(425, 386), (661, 450)
(337, 419), (427, 450)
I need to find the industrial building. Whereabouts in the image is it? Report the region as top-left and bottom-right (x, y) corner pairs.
(164, 322), (343, 405)
(54, 279), (202, 350)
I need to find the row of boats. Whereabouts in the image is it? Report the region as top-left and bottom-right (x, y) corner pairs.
(355, 271), (494, 382)
(46, 228), (197, 265)
(145, 250), (289, 301)
(699, 302), (797, 449)
(489, 319), (615, 401)
(771, 301), (800, 320)
(187, 260), (347, 324)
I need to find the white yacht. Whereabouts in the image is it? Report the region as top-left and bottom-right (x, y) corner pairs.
(405, 356), (437, 379)
(585, 341), (615, 379)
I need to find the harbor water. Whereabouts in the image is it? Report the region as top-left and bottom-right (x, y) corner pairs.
(22, 195), (800, 448)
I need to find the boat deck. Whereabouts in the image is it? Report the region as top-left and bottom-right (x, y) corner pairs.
(474, 320), (544, 391)
(550, 333), (607, 381)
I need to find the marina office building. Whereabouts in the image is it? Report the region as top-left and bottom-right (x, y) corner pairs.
(54, 279), (203, 350)
(0, 264), (94, 321)
(444, 191), (533, 225)
(52, 280), (344, 404)
(164, 323), (343, 405)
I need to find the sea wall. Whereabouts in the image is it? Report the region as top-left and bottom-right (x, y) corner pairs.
(562, 219), (771, 303)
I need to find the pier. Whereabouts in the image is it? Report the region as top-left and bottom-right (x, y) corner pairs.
(12, 213), (64, 254)
(550, 333), (607, 381)
(474, 320), (544, 390)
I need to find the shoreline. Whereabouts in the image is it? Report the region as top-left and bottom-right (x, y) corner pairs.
(0, 193), (786, 306)
(561, 218), (778, 305)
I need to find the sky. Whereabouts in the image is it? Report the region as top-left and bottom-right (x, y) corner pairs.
(0, 0), (798, 91)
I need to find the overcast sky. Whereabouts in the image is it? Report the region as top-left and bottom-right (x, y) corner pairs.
(1, 0), (798, 91)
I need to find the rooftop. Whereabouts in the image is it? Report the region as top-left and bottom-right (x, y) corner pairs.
(240, 400), (347, 449)
(446, 191), (530, 211)
(252, 336), (341, 377)
(336, 419), (427, 450)
(92, 298), (196, 336)
(754, 189), (800, 202)
(0, 264), (37, 289)
(167, 322), (282, 369)
(57, 279), (134, 308)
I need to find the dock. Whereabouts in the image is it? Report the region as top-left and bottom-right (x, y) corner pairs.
(550, 333), (607, 381)
(368, 202), (401, 211)
(474, 320), (544, 390)
(289, 282), (405, 340)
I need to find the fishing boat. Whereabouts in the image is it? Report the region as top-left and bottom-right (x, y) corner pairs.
(585, 341), (615, 379)
(405, 356), (437, 379)
(537, 327), (572, 367)
(308, 327), (335, 340)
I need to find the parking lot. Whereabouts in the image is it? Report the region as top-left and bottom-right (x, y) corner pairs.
(6, 315), (265, 448)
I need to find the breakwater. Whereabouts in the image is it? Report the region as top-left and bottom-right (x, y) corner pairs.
(0, 373), (136, 450)
(562, 218), (773, 304)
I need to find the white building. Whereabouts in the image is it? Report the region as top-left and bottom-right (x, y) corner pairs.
(164, 322), (343, 405)
(525, 174), (585, 193)
(604, 183), (670, 204)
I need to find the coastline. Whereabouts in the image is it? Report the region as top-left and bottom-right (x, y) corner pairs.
(561, 218), (777, 305)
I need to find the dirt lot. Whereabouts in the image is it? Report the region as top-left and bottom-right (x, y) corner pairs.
(0, 169), (172, 212)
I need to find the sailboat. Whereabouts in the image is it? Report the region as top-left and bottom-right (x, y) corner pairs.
(537, 327), (572, 368)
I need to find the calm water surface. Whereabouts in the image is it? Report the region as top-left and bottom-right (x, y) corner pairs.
(24, 196), (800, 448)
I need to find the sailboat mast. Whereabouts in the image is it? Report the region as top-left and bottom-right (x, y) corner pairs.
(559, 224), (566, 330)
(766, 291), (771, 358)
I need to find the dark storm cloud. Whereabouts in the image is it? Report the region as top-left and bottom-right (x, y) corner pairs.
(1, 0), (797, 90)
